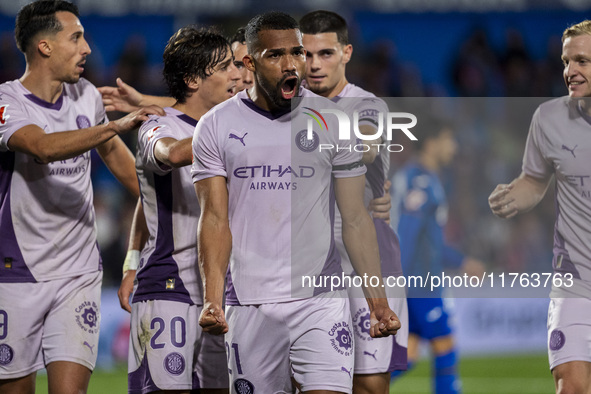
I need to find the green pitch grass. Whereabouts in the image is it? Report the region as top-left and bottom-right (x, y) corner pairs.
(34, 353), (553, 393)
(390, 353), (554, 393)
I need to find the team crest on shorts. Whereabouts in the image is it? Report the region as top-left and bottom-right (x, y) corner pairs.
(0, 344), (14, 365)
(75, 301), (99, 334)
(549, 329), (566, 351)
(234, 378), (255, 394)
(295, 130), (319, 153)
(164, 352), (185, 375)
(328, 321), (353, 356)
(76, 115), (91, 129)
(352, 307), (372, 341)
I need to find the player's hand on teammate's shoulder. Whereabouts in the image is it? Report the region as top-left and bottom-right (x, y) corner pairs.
(109, 105), (165, 135)
(369, 304), (401, 338)
(118, 269), (136, 313)
(488, 183), (518, 219)
(199, 302), (229, 335)
(98, 77), (143, 113)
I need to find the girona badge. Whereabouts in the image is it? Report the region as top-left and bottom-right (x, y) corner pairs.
(0, 105), (10, 125)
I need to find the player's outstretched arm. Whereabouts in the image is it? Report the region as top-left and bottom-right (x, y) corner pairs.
(488, 171), (552, 219)
(119, 200), (149, 313)
(335, 174), (401, 337)
(154, 137), (192, 168)
(195, 176), (232, 335)
(98, 77), (175, 113)
(7, 105), (164, 165)
(368, 179), (392, 223)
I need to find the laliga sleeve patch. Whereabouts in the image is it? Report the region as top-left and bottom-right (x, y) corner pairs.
(147, 125), (166, 141)
(0, 105), (10, 125)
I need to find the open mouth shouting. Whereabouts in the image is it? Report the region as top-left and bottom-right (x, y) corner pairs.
(280, 75), (299, 100)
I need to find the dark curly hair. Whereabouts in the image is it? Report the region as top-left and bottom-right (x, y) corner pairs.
(15, 0), (79, 54)
(163, 26), (230, 103)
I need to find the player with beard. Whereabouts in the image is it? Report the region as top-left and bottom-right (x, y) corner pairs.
(192, 11), (400, 394)
(0, 1), (162, 393)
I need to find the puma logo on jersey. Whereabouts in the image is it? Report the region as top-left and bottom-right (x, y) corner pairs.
(363, 349), (378, 360)
(83, 341), (95, 354)
(0, 105), (10, 125)
(562, 144), (577, 158)
(229, 132), (248, 146)
(341, 366), (352, 378)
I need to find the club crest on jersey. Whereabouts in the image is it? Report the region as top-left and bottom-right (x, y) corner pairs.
(295, 129), (319, 153)
(75, 301), (99, 334)
(549, 329), (565, 351)
(328, 321), (353, 356)
(76, 115), (91, 129)
(0, 344), (14, 365)
(352, 307), (372, 341)
(233, 378), (255, 394)
(164, 352), (185, 375)
(0, 105), (10, 125)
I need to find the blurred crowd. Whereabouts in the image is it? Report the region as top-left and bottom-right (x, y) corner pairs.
(0, 15), (563, 285)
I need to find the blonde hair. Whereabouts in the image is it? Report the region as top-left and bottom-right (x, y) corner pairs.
(563, 20), (591, 42)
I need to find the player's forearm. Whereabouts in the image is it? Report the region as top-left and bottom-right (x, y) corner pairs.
(510, 172), (551, 213)
(198, 214), (232, 307)
(128, 199), (148, 252)
(96, 136), (140, 197)
(9, 122), (120, 164)
(122, 200), (147, 276)
(342, 211), (388, 301)
(157, 138), (192, 168)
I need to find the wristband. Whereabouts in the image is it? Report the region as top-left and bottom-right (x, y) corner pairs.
(122, 250), (140, 274)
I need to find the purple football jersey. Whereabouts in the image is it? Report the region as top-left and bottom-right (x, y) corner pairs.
(133, 107), (203, 306)
(0, 79), (107, 282)
(191, 88), (365, 304)
(523, 97), (591, 297)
